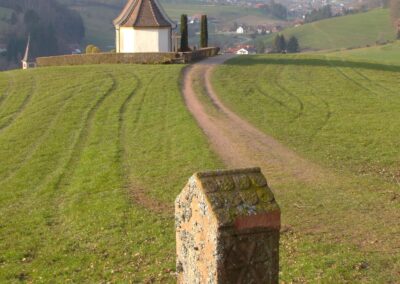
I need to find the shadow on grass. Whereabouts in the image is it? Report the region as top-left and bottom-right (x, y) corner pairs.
(223, 56), (400, 73)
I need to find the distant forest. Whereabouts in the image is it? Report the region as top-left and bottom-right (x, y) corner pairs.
(0, 0), (85, 67)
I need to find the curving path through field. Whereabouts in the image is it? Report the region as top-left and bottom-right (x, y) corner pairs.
(182, 55), (328, 185)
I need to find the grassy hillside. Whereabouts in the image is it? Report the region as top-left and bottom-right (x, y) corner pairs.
(0, 65), (222, 282)
(2, 56), (400, 282)
(327, 41), (400, 64)
(264, 9), (396, 51)
(214, 55), (400, 177)
(212, 55), (400, 282)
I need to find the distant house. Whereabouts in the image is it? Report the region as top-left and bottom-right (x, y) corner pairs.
(236, 48), (249, 55)
(113, 0), (177, 53)
(71, 49), (82, 54)
(236, 47), (256, 55)
(189, 14), (202, 24)
(21, 36), (36, 70)
(67, 43), (82, 54)
(236, 26), (245, 34)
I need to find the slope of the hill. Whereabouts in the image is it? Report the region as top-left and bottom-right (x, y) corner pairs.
(327, 41), (400, 64)
(264, 8), (396, 51)
(0, 65), (222, 282)
(213, 55), (400, 176)
(211, 55), (400, 282)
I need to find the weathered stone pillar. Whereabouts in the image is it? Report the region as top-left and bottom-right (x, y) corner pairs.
(175, 168), (280, 284)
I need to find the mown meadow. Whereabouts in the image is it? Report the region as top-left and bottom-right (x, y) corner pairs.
(1, 55), (399, 283)
(328, 41), (400, 65)
(0, 65), (222, 282)
(213, 55), (400, 282)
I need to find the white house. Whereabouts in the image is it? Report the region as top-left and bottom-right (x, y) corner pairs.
(236, 26), (244, 34)
(236, 48), (249, 55)
(113, 0), (176, 53)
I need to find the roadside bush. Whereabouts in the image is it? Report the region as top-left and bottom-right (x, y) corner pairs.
(86, 44), (101, 54)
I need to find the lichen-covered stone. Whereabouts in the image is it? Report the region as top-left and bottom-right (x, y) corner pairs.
(175, 168), (280, 284)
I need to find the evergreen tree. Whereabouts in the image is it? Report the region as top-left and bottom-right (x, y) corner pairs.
(279, 35), (286, 53)
(287, 36), (300, 53)
(200, 15), (208, 48)
(273, 34), (287, 53)
(180, 14), (189, 52)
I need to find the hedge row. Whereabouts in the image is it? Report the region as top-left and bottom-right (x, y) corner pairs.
(182, 47), (220, 62)
(37, 52), (179, 66)
(36, 48), (220, 67)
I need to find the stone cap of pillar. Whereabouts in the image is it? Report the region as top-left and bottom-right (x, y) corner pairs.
(182, 167), (280, 231)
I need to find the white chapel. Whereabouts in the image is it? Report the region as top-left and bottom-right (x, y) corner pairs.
(113, 0), (176, 53)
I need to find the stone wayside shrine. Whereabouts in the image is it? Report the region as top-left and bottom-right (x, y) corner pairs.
(175, 168), (280, 284)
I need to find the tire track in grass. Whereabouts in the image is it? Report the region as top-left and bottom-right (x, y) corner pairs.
(325, 56), (379, 96)
(255, 65), (299, 116)
(0, 73), (89, 184)
(122, 72), (173, 214)
(0, 74), (37, 132)
(351, 67), (400, 101)
(0, 83), (84, 186)
(289, 61), (333, 143)
(0, 72), (15, 110)
(256, 62), (331, 142)
(306, 91), (332, 143)
(53, 72), (117, 192)
(0, 72), (117, 278)
(272, 63), (305, 122)
(331, 59), (400, 107)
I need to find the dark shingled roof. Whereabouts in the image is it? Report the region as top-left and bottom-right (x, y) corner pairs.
(22, 36), (35, 63)
(114, 0), (175, 28)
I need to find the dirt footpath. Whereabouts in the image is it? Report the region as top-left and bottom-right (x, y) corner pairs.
(182, 55), (327, 185)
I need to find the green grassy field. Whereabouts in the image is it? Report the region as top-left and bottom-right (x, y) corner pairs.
(0, 65), (222, 282)
(1, 55), (400, 282)
(213, 55), (400, 282)
(263, 8), (396, 51)
(327, 41), (400, 65)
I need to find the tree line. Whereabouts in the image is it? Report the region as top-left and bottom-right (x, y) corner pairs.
(272, 34), (300, 53)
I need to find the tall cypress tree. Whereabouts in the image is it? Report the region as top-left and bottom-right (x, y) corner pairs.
(287, 36), (300, 53)
(279, 35), (286, 53)
(180, 14), (189, 52)
(200, 14), (208, 48)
